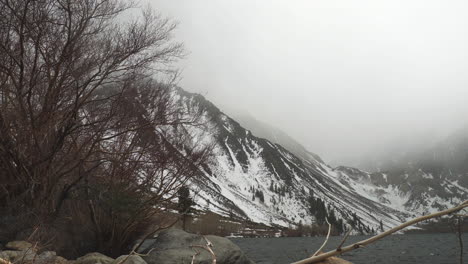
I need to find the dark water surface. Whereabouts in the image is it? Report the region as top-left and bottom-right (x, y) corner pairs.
(230, 233), (468, 264)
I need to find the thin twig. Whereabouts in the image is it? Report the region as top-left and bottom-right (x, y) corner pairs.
(190, 236), (217, 264)
(312, 218), (331, 257)
(203, 236), (216, 264)
(190, 248), (200, 264)
(336, 229), (352, 251)
(26, 227), (39, 241)
(17, 242), (38, 264)
(291, 200), (468, 264)
(455, 216), (463, 264)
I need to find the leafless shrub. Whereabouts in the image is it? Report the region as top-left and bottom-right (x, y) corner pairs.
(0, 0), (211, 257)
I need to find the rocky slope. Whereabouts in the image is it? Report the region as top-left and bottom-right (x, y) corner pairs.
(332, 127), (468, 216)
(173, 88), (409, 233)
(171, 88), (467, 233)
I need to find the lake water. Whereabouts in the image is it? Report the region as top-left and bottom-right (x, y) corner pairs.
(230, 233), (468, 264)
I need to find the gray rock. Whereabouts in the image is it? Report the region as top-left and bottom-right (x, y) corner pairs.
(5, 241), (34, 251)
(0, 251), (17, 261)
(38, 251), (57, 259)
(36, 251), (68, 264)
(142, 229), (254, 264)
(52, 256), (69, 264)
(75, 252), (114, 264)
(112, 255), (146, 264)
(0, 250), (37, 263)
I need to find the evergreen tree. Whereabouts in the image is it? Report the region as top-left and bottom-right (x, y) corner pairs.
(177, 186), (195, 230)
(255, 189), (265, 203)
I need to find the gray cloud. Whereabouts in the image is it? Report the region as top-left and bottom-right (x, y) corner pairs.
(147, 0), (468, 165)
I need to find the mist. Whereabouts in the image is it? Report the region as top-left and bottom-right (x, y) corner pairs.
(148, 0), (468, 166)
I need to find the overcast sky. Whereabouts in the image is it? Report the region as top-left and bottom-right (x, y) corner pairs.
(147, 0), (468, 165)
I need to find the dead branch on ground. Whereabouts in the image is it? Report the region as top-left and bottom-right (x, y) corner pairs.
(190, 236), (216, 264)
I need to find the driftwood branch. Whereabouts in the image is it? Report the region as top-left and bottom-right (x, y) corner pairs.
(190, 248), (200, 264)
(336, 229), (352, 252)
(191, 236), (216, 264)
(291, 200), (468, 264)
(312, 218), (332, 257)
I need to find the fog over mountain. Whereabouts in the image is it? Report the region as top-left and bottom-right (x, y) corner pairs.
(148, 0), (468, 166)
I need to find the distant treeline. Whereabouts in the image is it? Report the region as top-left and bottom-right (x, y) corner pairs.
(405, 217), (468, 234)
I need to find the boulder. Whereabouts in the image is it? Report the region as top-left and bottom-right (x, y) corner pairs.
(38, 251), (56, 259)
(141, 229), (254, 264)
(0, 251), (17, 261)
(5, 241), (34, 251)
(37, 251), (68, 264)
(0, 250), (37, 263)
(75, 252), (114, 264)
(112, 255), (146, 264)
(51, 256), (69, 264)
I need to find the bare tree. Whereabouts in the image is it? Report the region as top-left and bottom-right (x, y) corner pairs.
(0, 0), (210, 257)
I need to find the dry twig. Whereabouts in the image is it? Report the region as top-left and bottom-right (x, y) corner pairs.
(190, 248), (200, 264)
(191, 236), (217, 264)
(336, 229), (352, 252)
(312, 218), (332, 257)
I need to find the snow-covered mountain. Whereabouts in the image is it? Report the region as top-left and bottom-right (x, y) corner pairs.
(334, 166), (468, 216)
(173, 88), (467, 233)
(228, 113), (324, 164)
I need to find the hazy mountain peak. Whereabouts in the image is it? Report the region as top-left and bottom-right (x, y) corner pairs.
(228, 112), (324, 164)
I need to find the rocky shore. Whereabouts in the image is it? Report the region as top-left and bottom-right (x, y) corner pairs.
(0, 229), (254, 264)
(0, 230), (353, 264)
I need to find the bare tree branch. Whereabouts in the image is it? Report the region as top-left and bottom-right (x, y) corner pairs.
(191, 236), (217, 264)
(312, 218), (331, 257)
(336, 229), (352, 252)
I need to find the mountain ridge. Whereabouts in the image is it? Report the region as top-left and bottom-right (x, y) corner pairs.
(172, 87), (467, 233)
